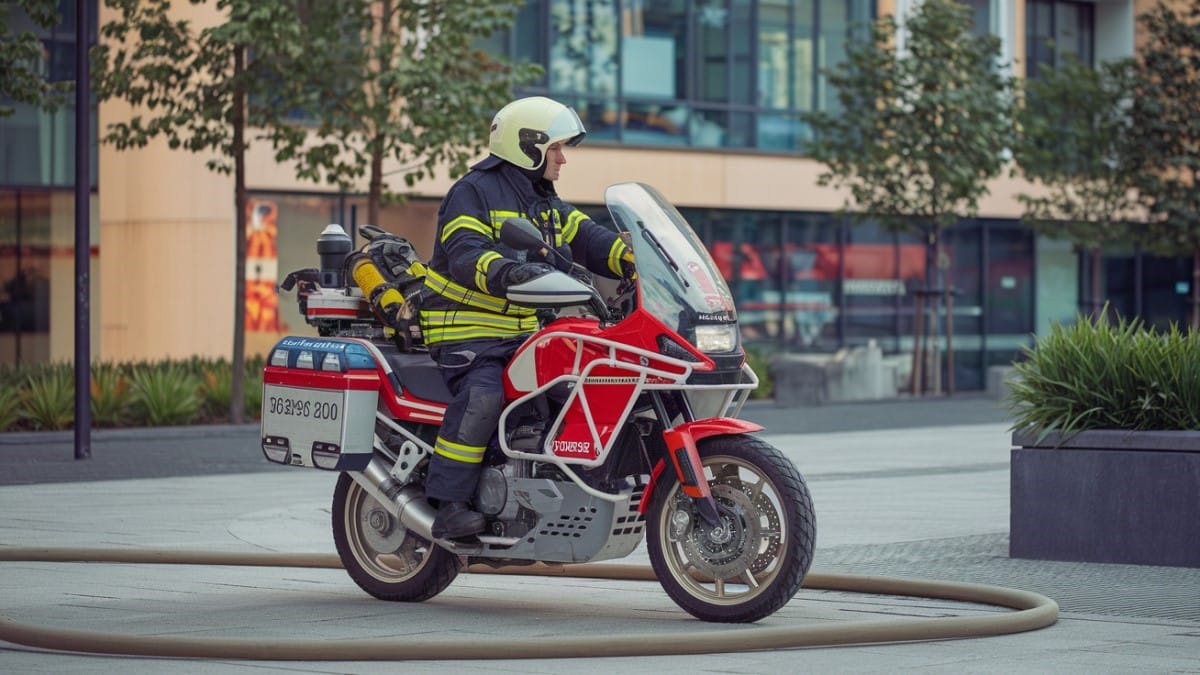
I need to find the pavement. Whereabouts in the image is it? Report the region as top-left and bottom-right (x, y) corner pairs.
(1, 394), (1197, 673)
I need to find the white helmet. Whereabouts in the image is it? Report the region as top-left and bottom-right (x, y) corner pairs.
(489, 97), (586, 171)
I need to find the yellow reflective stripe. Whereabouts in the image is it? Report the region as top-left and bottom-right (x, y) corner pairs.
(420, 310), (539, 332)
(488, 210), (523, 231)
(423, 325), (532, 344)
(475, 251), (501, 291)
(442, 215), (491, 240)
(408, 261), (427, 278)
(606, 238), (626, 276)
(434, 437), (486, 464)
(423, 267), (534, 315)
(563, 209), (587, 242)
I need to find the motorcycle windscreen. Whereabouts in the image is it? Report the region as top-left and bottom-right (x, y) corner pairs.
(603, 182), (738, 346)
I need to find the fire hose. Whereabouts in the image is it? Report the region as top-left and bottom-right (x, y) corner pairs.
(0, 547), (1057, 661)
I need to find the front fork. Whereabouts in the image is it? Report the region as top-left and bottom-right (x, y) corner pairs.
(643, 393), (764, 526)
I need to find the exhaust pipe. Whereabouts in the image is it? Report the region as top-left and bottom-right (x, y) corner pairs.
(350, 457), (479, 553)
(354, 457), (436, 538)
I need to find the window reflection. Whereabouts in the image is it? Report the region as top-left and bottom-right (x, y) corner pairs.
(1026, 0), (1094, 79)
(506, 0), (874, 151)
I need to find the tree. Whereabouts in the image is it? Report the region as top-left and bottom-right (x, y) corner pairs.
(0, 0), (72, 116)
(1128, 1), (1200, 328)
(803, 0), (1013, 394)
(267, 1), (540, 227)
(1013, 54), (1141, 320)
(91, 0), (352, 423)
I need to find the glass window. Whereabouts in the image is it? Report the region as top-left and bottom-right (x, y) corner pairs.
(703, 211), (785, 344)
(499, 0), (875, 152)
(622, 0), (687, 99)
(964, 0), (990, 36)
(1138, 255), (1190, 331)
(783, 213), (840, 348)
(0, 0), (98, 187)
(985, 225), (1035, 335)
(692, 0), (755, 105)
(550, 0), (619, 96)
(843, 221), (924, 352)
(0, 190), (52, 364)
(815, 0), (848, 112)
(1026, 0), (1094, 79)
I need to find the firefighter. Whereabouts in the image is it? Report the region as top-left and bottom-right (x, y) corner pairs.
(420, 96), (634, 539)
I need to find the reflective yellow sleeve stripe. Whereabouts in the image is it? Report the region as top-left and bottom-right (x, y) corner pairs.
(434, 436), (487, 464)
(562, 209), (588, 242)
(442, 214), (491, 241)
(422, 267), (535, 316)
(488, 210), (523, 231)
(475, 251), (502, 291)
(606, 238), (627, 276)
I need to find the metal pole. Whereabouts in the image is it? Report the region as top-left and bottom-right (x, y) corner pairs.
(74, 0), (91, 460)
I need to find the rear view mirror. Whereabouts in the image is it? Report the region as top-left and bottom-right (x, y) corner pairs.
(499, 218), (546, 251)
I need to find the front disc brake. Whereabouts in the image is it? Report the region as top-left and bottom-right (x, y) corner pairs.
(677, 484), (760, 579)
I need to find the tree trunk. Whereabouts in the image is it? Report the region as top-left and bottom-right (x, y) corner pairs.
(928, 224), (942, 396)
(1091, 247), (1103, 322)
(230, 47), (247, 425)
(369, 140), (383, 227)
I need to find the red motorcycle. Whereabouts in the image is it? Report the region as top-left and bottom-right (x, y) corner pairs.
(261, 182), (815, 622)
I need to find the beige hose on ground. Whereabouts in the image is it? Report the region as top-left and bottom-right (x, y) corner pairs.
(0, 547), (1058, 661)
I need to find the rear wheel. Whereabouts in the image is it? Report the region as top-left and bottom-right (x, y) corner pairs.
(646, 434), (815, 622)
(332, 472), (460, 601)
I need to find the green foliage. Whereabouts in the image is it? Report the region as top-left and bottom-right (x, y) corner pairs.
(0, 380), (21, 431)
(0, 358), (276, 431)
(803, 0), (1013, 238)
(243, 355), (264, 420)
(91, 0), (322, 166)
(129, 364), (203, 427)
(90, 362), (132, 427)
(1129, 1), (1200, 254)
(264, 0), (543, 225)
(198, 360), (234, 422)
(0, 0), (72, 116)
(1006, 310), (1200, 441)
(1014, 55), (1141, 249)
(19, 364), (74, 430)
(743, 346), (774, 400)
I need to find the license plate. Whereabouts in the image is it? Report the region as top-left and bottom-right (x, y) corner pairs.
(260, 383), (376, 470)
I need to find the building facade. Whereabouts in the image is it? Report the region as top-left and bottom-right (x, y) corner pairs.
(0, 0), (1185, 392)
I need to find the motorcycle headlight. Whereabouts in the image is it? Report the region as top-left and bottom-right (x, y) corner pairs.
(694, 324), (738, 353)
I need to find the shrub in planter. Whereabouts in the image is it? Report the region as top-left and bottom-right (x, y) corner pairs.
(1005, 312), (1200, 567)
(0, 380), (20, 432)
(19, 364), (74, 430)
(198, 360), (234, 422)
(244, 355), (265, 420)
(91, 362), (132, 428)
(129, 362), (203, 427)
(1006, 313), (1200, 439)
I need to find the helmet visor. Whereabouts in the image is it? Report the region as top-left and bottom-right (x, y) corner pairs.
(547, 106), (587, 147)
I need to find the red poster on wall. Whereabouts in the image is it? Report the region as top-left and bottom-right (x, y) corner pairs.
(246, 200), (284, 332)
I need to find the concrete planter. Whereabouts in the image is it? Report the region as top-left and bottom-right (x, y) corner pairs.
(1010, 429), (1200, 568)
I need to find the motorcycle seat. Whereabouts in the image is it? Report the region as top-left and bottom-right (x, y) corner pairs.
(374, 343), (453, 404)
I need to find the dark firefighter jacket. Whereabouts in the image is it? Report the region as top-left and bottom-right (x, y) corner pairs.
(419, 157), (628, 345)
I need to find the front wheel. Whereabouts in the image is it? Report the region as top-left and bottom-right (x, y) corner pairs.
(646, 434), (815, 623)
(332, 472), (460, 601)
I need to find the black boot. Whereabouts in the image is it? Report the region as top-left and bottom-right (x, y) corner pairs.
(431, 501), (486, 540)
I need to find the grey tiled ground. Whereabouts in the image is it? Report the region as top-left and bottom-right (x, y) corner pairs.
(1, 398), (1198, 673)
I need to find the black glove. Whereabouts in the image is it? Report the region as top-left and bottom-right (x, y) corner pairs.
(505, 262), (555, 289)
